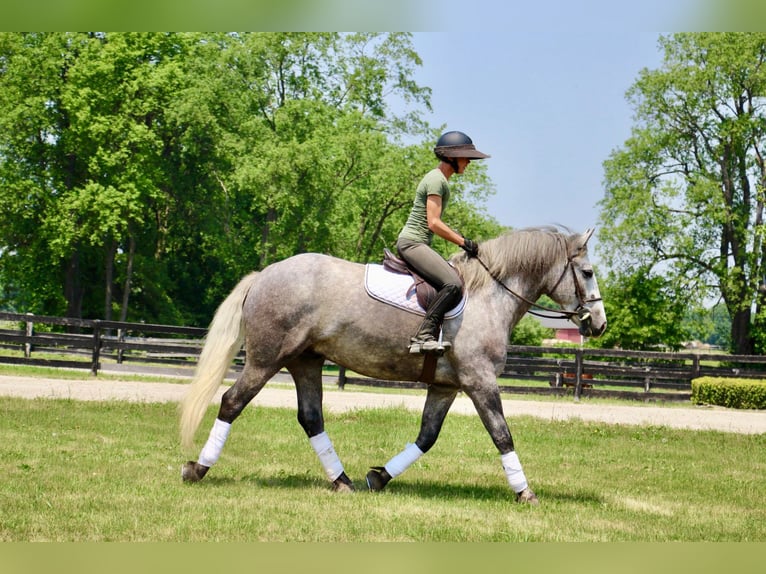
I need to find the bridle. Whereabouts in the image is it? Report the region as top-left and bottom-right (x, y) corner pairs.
(473, 248), (602, 324)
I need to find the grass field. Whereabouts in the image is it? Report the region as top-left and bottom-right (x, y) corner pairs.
(0, 394), (764, 542)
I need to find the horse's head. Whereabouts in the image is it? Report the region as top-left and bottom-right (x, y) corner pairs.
(546, 228), (607, 338)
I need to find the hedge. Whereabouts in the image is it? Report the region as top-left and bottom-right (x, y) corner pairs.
(691, 377), (766, 409)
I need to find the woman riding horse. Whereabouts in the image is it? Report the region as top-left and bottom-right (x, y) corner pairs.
(397, 130), (489, 355)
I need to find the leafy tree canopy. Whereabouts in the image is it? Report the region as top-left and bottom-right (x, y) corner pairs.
(0, 32), (501, 326)
(597, 33), (766, 354)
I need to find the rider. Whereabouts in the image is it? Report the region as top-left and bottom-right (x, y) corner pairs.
(396, 130), (490, 354)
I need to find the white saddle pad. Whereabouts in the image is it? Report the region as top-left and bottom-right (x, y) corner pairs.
(364, 264), (466, 318)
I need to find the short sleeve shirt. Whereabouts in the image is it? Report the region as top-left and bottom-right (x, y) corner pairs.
(398, 168), (450, 245)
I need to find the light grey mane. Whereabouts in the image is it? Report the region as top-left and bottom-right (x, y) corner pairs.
(451, 226), (575, 292)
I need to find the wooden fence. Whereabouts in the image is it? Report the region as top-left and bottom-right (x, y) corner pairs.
(498, 344), (766, 401)
(0, 311), (216, 376)
(2, 311), (765, 402)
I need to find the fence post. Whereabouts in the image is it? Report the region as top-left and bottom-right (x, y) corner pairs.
(91, 320), (102, 376)
(573, 348), (584, 401)
(644, 366), (652, 392)
(117, 328), (125, 364)
(24, 313), (34, 358)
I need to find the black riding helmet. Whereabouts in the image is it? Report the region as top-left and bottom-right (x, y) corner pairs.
(433, 131), (490, 172)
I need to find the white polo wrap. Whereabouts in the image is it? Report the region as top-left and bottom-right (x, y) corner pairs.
(501, 450), (529, 493)
(309, 431), (344, 481)
(198, 418), (232, 467)
(385, 442), (424, 478)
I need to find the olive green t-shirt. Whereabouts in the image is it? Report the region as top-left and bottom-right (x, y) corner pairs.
(398, 168), (450, 245)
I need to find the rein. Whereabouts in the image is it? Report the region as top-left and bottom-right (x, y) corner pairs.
(472, 251), (601, 321)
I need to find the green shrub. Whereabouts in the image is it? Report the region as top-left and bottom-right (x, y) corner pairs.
(508, 315), (555, 346)
(691, 377), (766, 409)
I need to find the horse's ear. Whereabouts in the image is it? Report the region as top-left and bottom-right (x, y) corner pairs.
(571, 228), (594, 258)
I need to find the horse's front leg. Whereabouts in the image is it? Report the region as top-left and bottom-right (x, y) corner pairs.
(463, 380), (539, 505)
(366, 384), (458, 491)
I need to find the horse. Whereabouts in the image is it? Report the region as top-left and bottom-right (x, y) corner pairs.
(179, 226), (607, 504)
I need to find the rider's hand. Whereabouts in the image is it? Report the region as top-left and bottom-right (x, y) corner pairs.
(461, 238), (479, 258)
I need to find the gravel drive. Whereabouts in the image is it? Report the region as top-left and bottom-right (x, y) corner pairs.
(1, 373), (764, 434)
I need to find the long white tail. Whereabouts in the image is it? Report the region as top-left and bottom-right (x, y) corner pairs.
(179, 271), (259, 449)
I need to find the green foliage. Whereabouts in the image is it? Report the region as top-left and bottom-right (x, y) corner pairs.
(683, 302), (732, 350)
(508, 315), (555, 346)
(588, 266), (691, 351)
(691, 376), (766, 409)
(0, 32), (499, 326)
(597, 33), (766, 354)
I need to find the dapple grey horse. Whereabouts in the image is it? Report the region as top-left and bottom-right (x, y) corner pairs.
(180, 227), (606, 504)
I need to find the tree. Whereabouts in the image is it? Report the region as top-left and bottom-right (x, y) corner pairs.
(0, 33), (206, 323)
(508, 315), (554, 346)
(214, 33), (436, 267)
(598, 33), (766, 354)
(588, 267), (691, 351)
(684, 301), (732, 349)
(0, 32), (500, 326)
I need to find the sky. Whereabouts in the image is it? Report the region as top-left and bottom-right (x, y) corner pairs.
(405, 28), (666, 235)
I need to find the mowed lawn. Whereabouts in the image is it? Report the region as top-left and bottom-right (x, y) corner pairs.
(0, 395), (764, 542)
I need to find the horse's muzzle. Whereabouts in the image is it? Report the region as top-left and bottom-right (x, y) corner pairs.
(582, 320), (607, 338)
(576, 307), (606, 337)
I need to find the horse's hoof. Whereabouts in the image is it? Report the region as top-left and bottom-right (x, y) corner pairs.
(181, 460), (209, 483)
(365, 466), (391, 491)
(332, 472), (355, 493)
(516, 487), (539, 505)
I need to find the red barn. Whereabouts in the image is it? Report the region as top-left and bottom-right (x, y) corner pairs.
(531, 314), (583, 345)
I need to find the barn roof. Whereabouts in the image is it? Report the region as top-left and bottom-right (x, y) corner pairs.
(526, 313), (579, 330)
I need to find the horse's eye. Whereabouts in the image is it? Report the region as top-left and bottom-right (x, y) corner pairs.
(582, 268), (594, 279)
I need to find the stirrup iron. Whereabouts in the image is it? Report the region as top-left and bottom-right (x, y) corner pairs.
(408, 328), (451, 355)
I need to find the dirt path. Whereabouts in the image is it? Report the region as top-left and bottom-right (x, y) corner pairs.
(1, 374), (764, 434)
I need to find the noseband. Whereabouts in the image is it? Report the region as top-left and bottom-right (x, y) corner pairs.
(545, 256), (603, 323)
(474, 250), (602, 323)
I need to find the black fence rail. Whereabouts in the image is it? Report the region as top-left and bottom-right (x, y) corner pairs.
(2, 311), (765, 401)
(0, 311), (218, 375)
(500, 345), (766, 401)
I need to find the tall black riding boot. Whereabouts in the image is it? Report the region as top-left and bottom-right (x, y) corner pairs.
(408, 284), (462, 355)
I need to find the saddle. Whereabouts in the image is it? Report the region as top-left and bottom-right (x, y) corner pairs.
(381, 248), (462, 311)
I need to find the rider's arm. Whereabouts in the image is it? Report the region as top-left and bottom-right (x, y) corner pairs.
(426, 194), (468, 247)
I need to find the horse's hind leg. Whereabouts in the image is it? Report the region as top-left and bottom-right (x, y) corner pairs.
(366, 384), (458, 491)
(288, 354), (354, 492)
(182, 363), (275, 482)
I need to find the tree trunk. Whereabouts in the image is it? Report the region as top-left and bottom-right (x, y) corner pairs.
(104, 240), (116, 321)
(119, 235), (136, 322)
(730, 306), (753, 355)
(259, 207), (277, 269)
(64, 251), (83, 320)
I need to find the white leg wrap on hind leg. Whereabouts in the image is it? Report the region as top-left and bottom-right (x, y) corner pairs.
(501, 451), (529, 493)
(309, 432), (344, 481)
(198, 419), (232, 467)
(385, 443), (424, 478)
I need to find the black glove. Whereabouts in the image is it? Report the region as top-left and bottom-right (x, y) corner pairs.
(461, 238), (479, 258)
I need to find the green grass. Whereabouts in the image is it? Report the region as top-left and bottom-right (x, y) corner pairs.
(0, 396), (763, 541)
